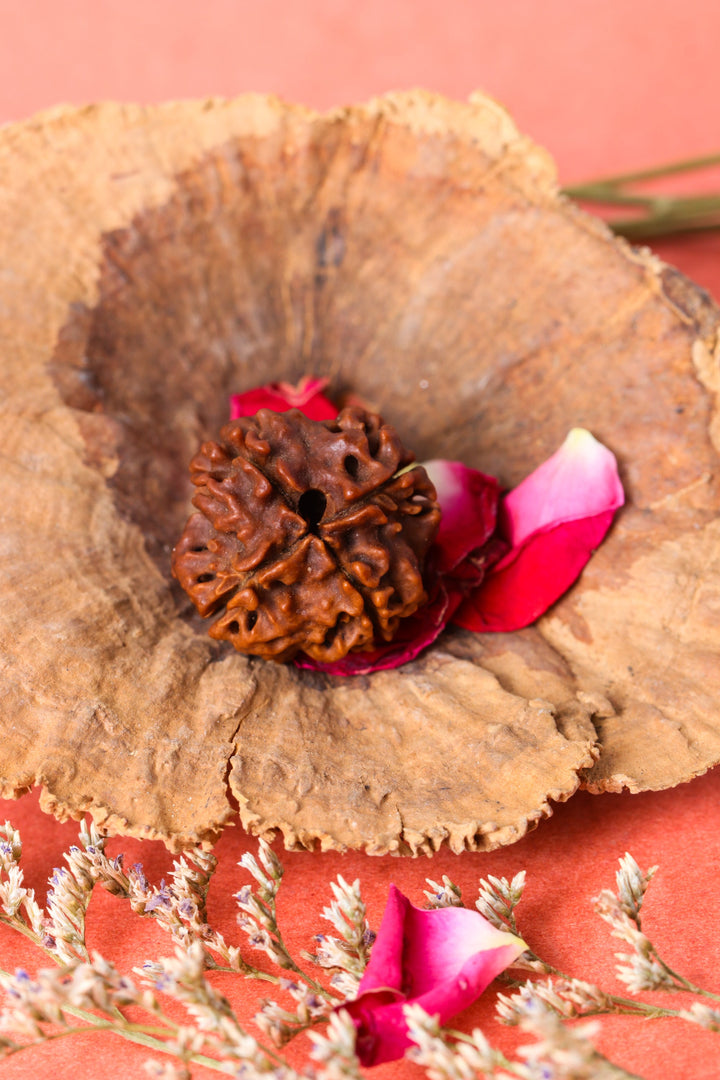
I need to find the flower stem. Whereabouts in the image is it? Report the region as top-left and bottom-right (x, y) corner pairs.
(0, 914), (58, 961)
(0, 1021), (231, 1073)
(562, 152), (720, 240)
(0, 963), (286, 1072)
(563, 151), (720, 192)
(654, 958), (720, 1002)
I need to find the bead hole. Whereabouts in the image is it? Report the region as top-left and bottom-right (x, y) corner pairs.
(298, 489), (327, 531)
(344, 454), (359, 478)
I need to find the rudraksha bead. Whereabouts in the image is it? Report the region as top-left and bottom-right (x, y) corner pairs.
(172, 406), (441, 663)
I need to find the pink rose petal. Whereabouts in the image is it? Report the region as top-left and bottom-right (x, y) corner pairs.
(342, 885), (525, 1066)
(230, 376), (338, 421)
(501, 427), (624, 546)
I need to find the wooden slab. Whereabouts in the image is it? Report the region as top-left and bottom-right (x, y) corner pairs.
(0, 91), (717, 852)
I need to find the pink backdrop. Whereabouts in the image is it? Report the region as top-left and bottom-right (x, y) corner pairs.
(2, 2), (720, 1077)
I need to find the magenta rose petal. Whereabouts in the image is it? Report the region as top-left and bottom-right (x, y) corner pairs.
(352, 884), (408, 994)
(455, 429), (624, 632)
(455, 510), (616, 631)
(229, 376), (338, 420)
(422, 459), (501, 574)
(341, 885), (525, 1066)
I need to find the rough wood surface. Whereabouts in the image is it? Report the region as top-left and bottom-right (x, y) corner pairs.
(0, 91), (718, 852)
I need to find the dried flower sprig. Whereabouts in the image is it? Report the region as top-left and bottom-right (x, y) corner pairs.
(593, 853), (720, 1000)
(0, 820), (718, 1077)
(306, 874), (375, 999)
(423, 875), (464, 910)
(405, 1000), (643, 1080)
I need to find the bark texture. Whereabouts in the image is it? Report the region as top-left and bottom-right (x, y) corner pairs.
(0, 91), (718, 852)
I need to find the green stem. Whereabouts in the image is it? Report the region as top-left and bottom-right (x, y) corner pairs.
(0, 914), (75, 965)
(214, 960), (339, 1004)
(563, 151), (720, 194)
(279, 957), (334, 999)
(0, 965), (287, 1071)
(561, 151), (720, 241)
(655, 958), (720, 1003)
(0, 1021), (231, 1072)
(579, 1001), (682, 1020)
(242, 908), (335, 1000)
(610, 219), (720, 241)
(211, 963), (279, 982)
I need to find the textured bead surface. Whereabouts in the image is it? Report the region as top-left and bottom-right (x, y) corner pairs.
(172, 407), (441, 662)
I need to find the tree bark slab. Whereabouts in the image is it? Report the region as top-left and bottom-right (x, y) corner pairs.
(0, 92), (717, 852)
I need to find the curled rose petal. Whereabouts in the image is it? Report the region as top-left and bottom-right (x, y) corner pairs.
(340, 884), (525, 1066)
(455, 428), (624, 632)
(230, 375), (338, 421)
(421, 459), (501, 574)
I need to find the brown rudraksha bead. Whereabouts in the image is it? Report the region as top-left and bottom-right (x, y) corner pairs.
(172, 406), (441, 663)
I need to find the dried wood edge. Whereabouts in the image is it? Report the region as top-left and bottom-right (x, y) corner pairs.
(233, 766), (598, 857)
(227, 651), (601, 857)
(540, 187), (720, 793)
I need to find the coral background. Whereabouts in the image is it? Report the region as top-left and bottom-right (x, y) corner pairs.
(2, 2), (720, 1077)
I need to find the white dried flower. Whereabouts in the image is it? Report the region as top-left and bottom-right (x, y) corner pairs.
(239, 839), (282, 901)
(678, 1002), (720, 1031)
(615, 854), (657, 925)
(553, 978), (615, 1014)
(423, 876), (463, 910)
(254, 977), (330, 1046)
(405, 1003), (504, 1079)
(322, 876), (369, 952)
(614, 951), (676, 994)
(499, 977), (616, 1025)
(141, 942), (266, 1063)
(328, 970), (362, 1000)
(476, 872), (526, 931)
(143, 1060), (192, 1080)
(592, 852), (675, 999)
(0, 864), (30, 919)
(0, 954), (151, 1039)
(515, 996), (602, 1077)
(0, 823), (23, 865)
(306, 875), (372, 997)
(496, 980), (543, 1026)
(235, 877), (294, 972)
